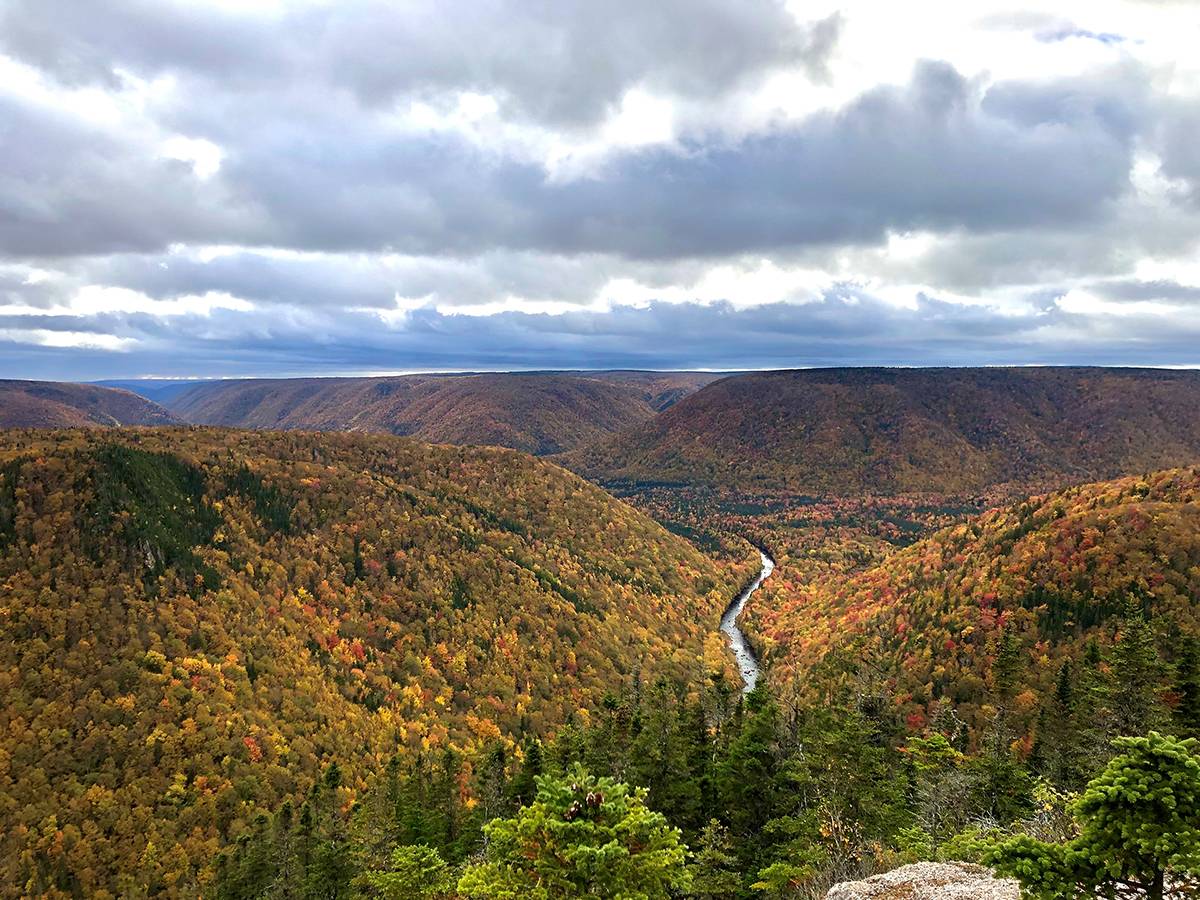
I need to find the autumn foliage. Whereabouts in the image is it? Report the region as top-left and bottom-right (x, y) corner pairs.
(0, 427), (748, 896)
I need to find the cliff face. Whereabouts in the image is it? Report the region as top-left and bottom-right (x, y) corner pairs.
(826, 863), (1018, 899)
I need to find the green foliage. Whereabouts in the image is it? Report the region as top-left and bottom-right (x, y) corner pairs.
(456, 765), (690, 899)
(360, 844), (454, 899)
(689, 820), (742, 899)
(227, 463), (292, 534)
(988, 733), (1200, 898)
(88, 443), (220, 588)
(0, 456), (22, 547)
(1176, 638), (1200, 739)
(1109, 604), (1168, 737)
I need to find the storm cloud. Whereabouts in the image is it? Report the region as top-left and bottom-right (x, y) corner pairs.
(0, 0), (1198, 377)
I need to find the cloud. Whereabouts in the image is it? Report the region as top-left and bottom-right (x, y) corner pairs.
(0, 0), (839, 127)
(0, 0), (1198, 378)
(6, 286), (1200, 380)
(0, 60), (1151, 261)
(0, 93), (260, 256)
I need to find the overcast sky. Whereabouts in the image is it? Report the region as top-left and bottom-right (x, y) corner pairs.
(2, 0), (1200, 379)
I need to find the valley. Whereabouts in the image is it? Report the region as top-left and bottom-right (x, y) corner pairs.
(2, 367), (1200, 897)
(0, 427), (752, 894)
(8, 4), (1200, 894)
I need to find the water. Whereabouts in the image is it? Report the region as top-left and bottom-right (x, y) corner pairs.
(719, 548), (775, 693)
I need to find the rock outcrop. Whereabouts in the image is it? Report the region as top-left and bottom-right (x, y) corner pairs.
(826, 862), (1019, 899)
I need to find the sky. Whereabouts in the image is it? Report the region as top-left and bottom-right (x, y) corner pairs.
(2, 0), (1200, 379)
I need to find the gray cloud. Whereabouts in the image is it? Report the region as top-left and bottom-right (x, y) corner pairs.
(0, 0), (839, 127)
(1090, 279), (1200, 302)
(0, 94), (261, 256)
(0, 61), (1151, 261)
(6, 288), (1200, 381)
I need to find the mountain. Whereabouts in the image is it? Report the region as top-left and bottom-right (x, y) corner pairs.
(0, 428), (747, 895)
(94, 379), (214, 405)
(167, 371), (721, 455)
(0, 380), (181, 427)
(747, 465), (1200, 736)
(566, 367), (1200, 496)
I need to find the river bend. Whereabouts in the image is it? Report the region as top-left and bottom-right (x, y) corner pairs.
(719, 548), (775, 693)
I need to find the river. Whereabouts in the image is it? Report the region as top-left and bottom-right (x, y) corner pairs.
(719, 547), (775, 693)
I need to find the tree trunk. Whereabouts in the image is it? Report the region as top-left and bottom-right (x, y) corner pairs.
(1150, 869), (1165, 900)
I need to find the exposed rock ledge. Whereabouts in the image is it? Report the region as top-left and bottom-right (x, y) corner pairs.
(826, 862), (1019, 899)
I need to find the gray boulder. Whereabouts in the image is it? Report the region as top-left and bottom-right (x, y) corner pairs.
(826, 862), (1019, 899)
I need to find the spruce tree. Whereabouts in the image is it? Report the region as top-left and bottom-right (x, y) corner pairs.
(689, 819), (743, 898)
(457, 766), (690, 899)
(1110, 604), (1167, 737)
(1174, 637), (1200, 739)
(989, 733), (1200, 899)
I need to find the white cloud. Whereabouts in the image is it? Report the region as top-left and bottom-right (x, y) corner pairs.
(0, 328), (137, 351)
(159, 135), (223, 178)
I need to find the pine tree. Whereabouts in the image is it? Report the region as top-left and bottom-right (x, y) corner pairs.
(1175, 637), (1200, 739)
(989, 733), (1200, 899)
(1109, 604), (1167, 737)
(991, 629), (1024, 704)
(509, 738), (544, 807)
(359, 845), (454, 900)
(715, 687), (780, 867)
(689, 819), (743, 898)
(457, 766), (690, 899)
(1033, 660), (1085, 786)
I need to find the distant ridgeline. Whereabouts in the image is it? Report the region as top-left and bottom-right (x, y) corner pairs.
(565, 367), (1200, 496)
(0, 380), (180, 428)
(0, 428), (749, 895)
(161, 371), (722, 455)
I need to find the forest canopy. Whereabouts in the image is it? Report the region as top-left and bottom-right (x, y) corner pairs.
(0, 428), (750, 896)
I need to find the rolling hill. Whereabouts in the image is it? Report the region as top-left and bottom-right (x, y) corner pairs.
(0, 428), (748, 895)
(0, 380), (180, 428)
(748, 465), (1200, 737)
(166, 371), (721, 455)
(565, 367), (1200, 496)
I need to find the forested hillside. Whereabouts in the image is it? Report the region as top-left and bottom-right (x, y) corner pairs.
(0, 428), (748, 896)
(167, 371), (720, 455)
(567, 368), (1200, 495)
(0, 381), (180, 428)
(748, 466), (1200, 744)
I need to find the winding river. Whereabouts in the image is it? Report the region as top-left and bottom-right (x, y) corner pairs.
(719, 547), (775, 693)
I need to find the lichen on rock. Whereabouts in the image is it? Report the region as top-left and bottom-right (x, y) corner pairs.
(826, 862), (1019, 899)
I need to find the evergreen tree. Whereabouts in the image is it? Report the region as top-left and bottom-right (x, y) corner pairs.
(991, 629), (1024, 705)
(509, 738), (544, 807)
(627, 680), (703, 834)
(1032, 660), (1086, 786)
(359, 845), (454, 900)
(1174, 637), (1200, 739)
(1110, 604), (1167, 737)
(457, 766), (690, 899)
(716, 687), (780, 844)
(988, 733), (1200, 899)
(689, 819), (743, 899)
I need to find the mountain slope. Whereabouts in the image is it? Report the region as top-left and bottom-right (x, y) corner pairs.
(0, 380), (180, 427)
(0, 428), (747, 895)
(168, 372), (720, 455)
(566, 367), (1200, 495)
(94, 379), (213, 405)
(749, 465), (1200, 733)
